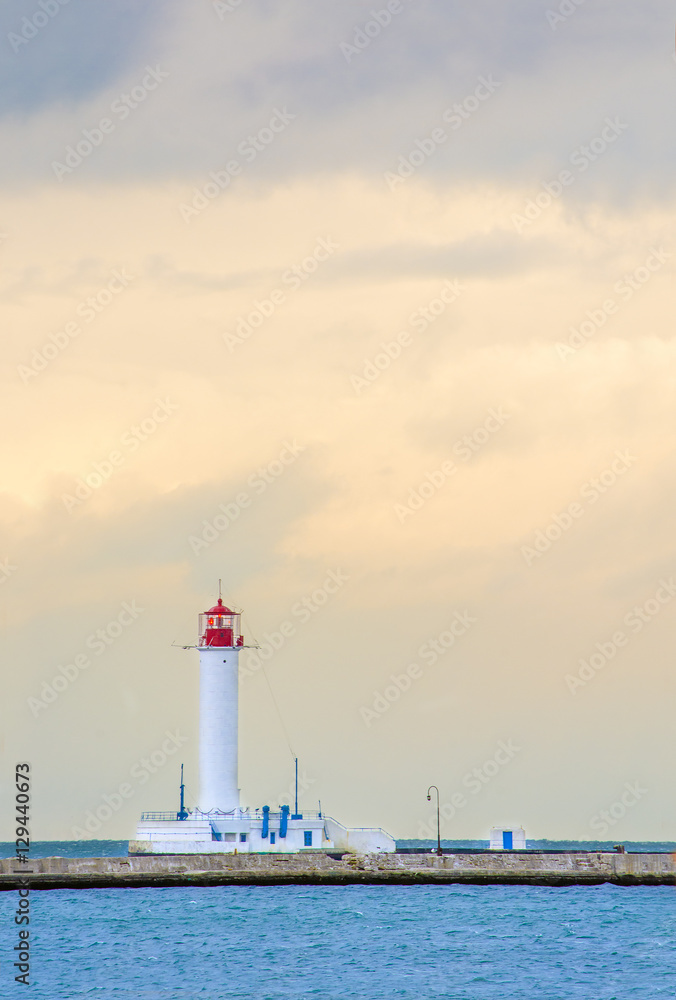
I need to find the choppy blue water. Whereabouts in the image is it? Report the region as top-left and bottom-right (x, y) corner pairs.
(2, 883), (676, 999)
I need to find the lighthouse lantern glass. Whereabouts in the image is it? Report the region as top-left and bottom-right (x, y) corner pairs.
(199, 598), (244, 648)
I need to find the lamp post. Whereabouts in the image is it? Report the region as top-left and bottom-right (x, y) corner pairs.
(427, 785), (442, 856)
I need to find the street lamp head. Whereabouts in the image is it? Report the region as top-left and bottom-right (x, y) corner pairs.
(427, 794), (431, 801)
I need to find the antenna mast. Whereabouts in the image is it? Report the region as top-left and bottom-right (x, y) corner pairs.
(292, 757), (301, 819)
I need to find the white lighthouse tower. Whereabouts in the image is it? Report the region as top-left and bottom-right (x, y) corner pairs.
(197, 597), (243, 813)
(131, 590), (395, 855)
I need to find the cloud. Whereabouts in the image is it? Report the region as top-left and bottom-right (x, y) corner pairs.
(4, 3), (676, 839)
(0, 0), (169, 114)
(0, 0), (674, 205)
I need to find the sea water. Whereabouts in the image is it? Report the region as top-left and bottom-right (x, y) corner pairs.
(2, 882), (676, 999)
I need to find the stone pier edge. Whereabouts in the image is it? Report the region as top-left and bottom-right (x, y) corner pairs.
(1, 851), (675, 890)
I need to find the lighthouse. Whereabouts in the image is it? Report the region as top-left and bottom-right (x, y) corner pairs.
(197, 597), (244, 813)
(131, 590), (395, 855)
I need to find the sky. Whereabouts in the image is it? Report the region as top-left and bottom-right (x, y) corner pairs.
(2, 0), (676, 843)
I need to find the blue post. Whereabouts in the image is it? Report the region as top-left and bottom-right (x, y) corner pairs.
(280, 804), (289, 838)
(262, 805), (270, 839)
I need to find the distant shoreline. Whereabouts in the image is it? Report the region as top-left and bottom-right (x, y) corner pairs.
(2, 839), (676, 860)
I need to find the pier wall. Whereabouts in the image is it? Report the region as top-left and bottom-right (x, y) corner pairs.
(1, 851), (675, 890)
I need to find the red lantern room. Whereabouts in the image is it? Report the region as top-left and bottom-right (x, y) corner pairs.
(199, 598), (244, 648)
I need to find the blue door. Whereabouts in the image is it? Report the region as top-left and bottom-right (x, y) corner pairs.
(502, 830), (513, 849)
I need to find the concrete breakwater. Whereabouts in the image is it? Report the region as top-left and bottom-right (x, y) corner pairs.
(1, 852), (675, 890)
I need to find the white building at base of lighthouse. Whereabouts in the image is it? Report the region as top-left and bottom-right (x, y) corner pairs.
(130, 810), (394, 855)
(130, 594), (395, 856)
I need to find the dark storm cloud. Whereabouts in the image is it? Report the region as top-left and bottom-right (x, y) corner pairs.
(0, 0), (674, 200)
(0, 0), (167, 114)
